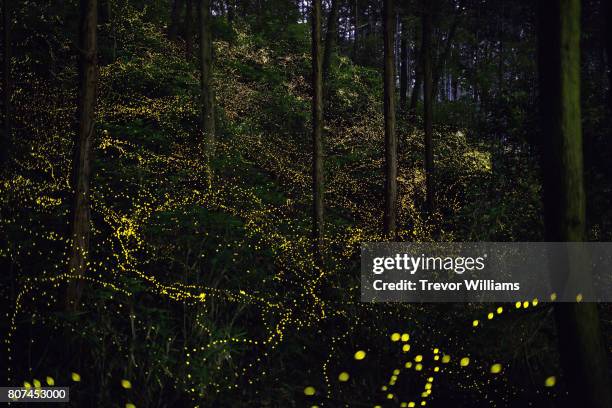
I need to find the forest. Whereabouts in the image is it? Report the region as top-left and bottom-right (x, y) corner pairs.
(1, 0), (611, 406)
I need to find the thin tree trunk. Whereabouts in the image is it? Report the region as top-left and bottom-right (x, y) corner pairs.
(312, 0), (324, 267)
(399, 18), (408, 110)
(2, 0), (10, 168)
(67, 0), (98, 310)
(198, 0), (215, 159)
(168, 0), (183, 41)
(185, 0), (193, 60)
(383, 0), (397, 237)
(537, 1), (612, 407)
(422, 0), (434, 213)
(322, 0), (339, 83)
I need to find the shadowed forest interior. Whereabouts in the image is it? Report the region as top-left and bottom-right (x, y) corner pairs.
(1, 0), (612, 406)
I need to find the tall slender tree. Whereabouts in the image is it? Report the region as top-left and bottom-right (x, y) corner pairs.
(198, 0), (215, 159)
(1, 0), (10, 168)
(66, 0), (98, 310)
(537, 1), (612, 407)
(422, 0), (434, 213)
(383, 0), (397, 237)
(322, 0), (339, 84)
(312, 0), (324, 267)
(408, 23), (422, 117)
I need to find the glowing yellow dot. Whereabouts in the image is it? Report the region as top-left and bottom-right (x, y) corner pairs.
(415, 363), (423, 371)
(576, 293), (583, 302)
(405, 362), (413, 368)
(126, 404), (136, 408)
(433, 348), (439, 354)
(121, 379), (132, 389)
(381, 385), (388, 391)
(460, 357), (470, 367)
(442, 355), (450, 363)
(472, 320), (479, 327)
(523, 301), (529, 308)
(421, 401), (427, 406)
(403, 344), (411, 352)
(415, 355), (423, 362)
(338, 372), (349, 382)
(545, 376), (556, 387)
(434, 366), (440, 372)
(408, 403), (415, 407)
(71, 372), (81, 382)
(33, 379), (41, 388)
(401, 403), (408, 407)
(391, 333), (401, 342)
(550, 293), (557, 301)
(304, 386), (316, 396)
(387, 393), (394, 399)
(354, 350), (366, 360)
(427, 377), (433, 382)
(496, 306), (503, 314)
(515, 301), (522, 309)
(532, 298), (539, 306)
(46, 377), (54, 386)
(401, 333), (409, 342)
(490, 363), (502, 374)
(393, 369), (400, 375)
(23, 382), (31, 389)
(487, 312), (494, 320)
(425, 383), (432, 390)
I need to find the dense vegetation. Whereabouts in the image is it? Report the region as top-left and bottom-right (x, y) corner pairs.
(1, 0), (611, 407)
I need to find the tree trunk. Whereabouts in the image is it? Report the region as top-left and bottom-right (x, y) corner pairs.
(383, 0), (397, 237)
(2, 0), (10, 168)
(66, 0), (98, 311)
(399, 18), (408, 110)
(198, 0), (215, 159)
(322, 0), (339, 83)
(422, 0), (434, 213)
(185, 0), (193, 60)
(168, 0), (183, 41)
(537, 1), (612, 407)
(312, 0), (324, 267)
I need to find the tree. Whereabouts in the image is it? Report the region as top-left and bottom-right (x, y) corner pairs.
(198, 0), (215, 159)
(604, 0), (612, 112)
(383, 0), (397, 237)
(66, 0), (98, 310)
(1, 0), (10, 168)
(322, 0), (339, 84)
(537, 1), (612, 407)
(432, 8), (459, 100)
(312, 0), (324, 267)
(422, 0), (434, 213)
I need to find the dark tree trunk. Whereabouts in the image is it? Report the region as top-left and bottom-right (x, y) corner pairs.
(2, 0), (10, 168)
(67, 0), (98, 310)
(168, 0), (183, 41)
(185, 0), (194, 60)
(322, 0), (339, 83)
(198, 0), (215, 159)
(399, 18), (409, 110)
(422, 0), (434, 213)
(383, 0), (397, 237)
(537, 1), (612, 407)
(312, 0), (324, 267)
